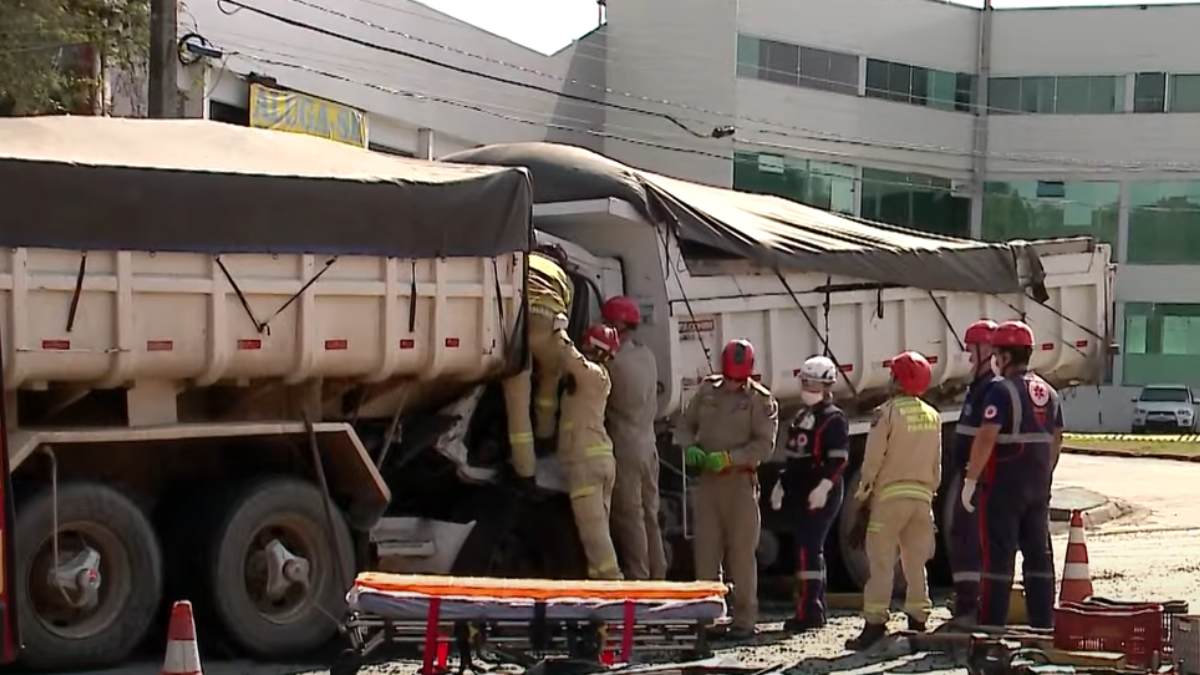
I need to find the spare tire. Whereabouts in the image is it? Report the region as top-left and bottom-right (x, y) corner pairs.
(204, 478), (354, 657)
(15, 482), (163, 670)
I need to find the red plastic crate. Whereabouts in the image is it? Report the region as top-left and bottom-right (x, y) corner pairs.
(1055, 603), (1164, 667)
(1085, 597), (1189, 655)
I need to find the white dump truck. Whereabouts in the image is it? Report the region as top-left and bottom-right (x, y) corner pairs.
(1, 120), (1111, 670)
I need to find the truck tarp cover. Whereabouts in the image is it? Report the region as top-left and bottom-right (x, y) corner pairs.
(444, 143), (1043, 293)
(0, 117), (532, 258)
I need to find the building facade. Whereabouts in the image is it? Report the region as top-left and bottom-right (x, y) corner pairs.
(178, 0), (1200, 431)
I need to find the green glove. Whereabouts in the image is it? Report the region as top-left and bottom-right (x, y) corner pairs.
(702, 451), (732, 473)
(685, 445), (707, 468)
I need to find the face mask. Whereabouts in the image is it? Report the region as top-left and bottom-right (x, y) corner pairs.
(800, 391), (824, 406)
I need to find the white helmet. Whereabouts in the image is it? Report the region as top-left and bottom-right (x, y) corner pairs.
(798, 355), (837, 386)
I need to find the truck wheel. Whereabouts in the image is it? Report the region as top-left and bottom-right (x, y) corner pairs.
(15, 482), (163, 670)
(833, 471), (906, 594)
(205, 479), (354, 657)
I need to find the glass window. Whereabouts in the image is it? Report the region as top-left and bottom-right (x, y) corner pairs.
(760, 39), (799, 86)
(861, 168), (969, 237)
(736, 34), (760, 79)
(1088, 75), (1125, 113)
(865, 59), (889, 100)
(1134, 72), (1166, 113)
(799, 46), (858, 95)
(1128, 181), (1200, 263)
(733, 152), (855, 216)
(887, 61), (914, 103)
(981, 180), (1119, 246)
(1170, 74), (1200, 112)
(1021, 76), (1056, 114)
(1123, 303), (1200, 386)
(989, 77), (1021, 114)
(955, 73), (976, 112)
(1054, 76), (1090, 114)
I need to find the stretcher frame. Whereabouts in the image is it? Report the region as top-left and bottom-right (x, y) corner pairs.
(333, 577), (726, 675)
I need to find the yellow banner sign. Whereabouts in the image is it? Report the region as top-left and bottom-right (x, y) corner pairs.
(249, 83), (368, 148)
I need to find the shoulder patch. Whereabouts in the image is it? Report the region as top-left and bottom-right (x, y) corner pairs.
(1027, 378), (1052, 407)
(983, 404), (999, 420)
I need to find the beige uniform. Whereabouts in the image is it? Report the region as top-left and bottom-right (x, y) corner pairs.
(557, 333), (622, 580)
(606, 336), (667, 580)
(857, 395), (943, 625)
(678, 376), (780, 631)
(502, 252), (575, 478)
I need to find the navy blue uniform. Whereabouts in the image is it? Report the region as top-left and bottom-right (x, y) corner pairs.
(949, 373), (996, 619)
(976, 372), (1063, 628)
(780, 401), (849, 624)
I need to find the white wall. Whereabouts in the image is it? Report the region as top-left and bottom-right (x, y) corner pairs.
(183, 0), (607, 156)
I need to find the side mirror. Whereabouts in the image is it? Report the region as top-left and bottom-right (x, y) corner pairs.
(1131, 397), (1138, 403)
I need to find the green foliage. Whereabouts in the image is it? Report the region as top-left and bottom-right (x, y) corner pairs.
(0, 0), (150, 115)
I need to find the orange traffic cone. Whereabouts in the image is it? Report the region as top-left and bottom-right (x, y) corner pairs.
(162, 600), (202, 675)
(1059, 510), (1094, 604)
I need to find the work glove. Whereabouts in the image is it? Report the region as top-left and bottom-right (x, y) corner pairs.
(769, 480), (784, 511)
(849, 502), (872, 550)
(684, 445), (707, 468)
(808, 478), (834, 510)
(702, 451), (732, 474)
(961, 478), (978, 513)
(854, 481), (872, 502)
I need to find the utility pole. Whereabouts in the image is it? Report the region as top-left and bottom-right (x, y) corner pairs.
(968, 0), (993, 240)
(148, 0), (179, 117)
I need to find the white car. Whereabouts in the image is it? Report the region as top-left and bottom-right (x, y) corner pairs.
(1132, 385), (1199, 434)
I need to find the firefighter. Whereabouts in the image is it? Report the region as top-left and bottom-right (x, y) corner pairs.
(679, 339), (779, 639)
(771, 355), (848, 633)
(559, 324), (624, 580)
(501, 245), (576, 485)
(846, 352), (941, 651)
(602, 296), (667, 580)
(962, 320), (1064, 628)
(949, 319), (998, 625)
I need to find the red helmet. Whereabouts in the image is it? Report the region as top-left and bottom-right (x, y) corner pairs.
(964, 319), (998, 346)
(721, 339), (755, 381)
(583, 324), (621, 357)
(890, 351), (933, 396)
(993, 320), (1035, 348)
(601, 296), (641, 326)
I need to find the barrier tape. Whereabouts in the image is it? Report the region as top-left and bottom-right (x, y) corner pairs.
(1064, 433), (1200, 444)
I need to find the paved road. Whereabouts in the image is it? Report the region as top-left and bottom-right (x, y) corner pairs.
(76, 453), (1200, 675)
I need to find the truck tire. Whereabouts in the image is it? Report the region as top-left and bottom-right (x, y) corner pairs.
(204, 478), (354, 658)
(15, 482), (163, 670)
(832, 470), (907, 594)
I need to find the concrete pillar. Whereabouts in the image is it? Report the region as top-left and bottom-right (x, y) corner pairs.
(1117, 180), (1131, 265)
(417, 128), (435, 160)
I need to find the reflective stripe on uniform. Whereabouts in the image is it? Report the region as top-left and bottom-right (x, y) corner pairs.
(796, 570), (824, 580)
(535, 397), (557, 409)
(955, 423), (979, 436)
(1027, 570), (1057, 579)
(826, 448), (850, 460)
(866, 522), (884, 534)
(982, 571), (1014, 583)
(585, 444), (613, 457)
(570, 485), (598, 499)
(953, 572), (982, 583)
(997, 432), (1055, 443)
(878, 481), (934, 503)
(509, 432), (534, 444)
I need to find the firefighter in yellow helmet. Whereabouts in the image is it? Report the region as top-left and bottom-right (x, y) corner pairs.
(501, 245), (575, 484)
(559, 324), (624, 580)
(678, 339), (779, 639)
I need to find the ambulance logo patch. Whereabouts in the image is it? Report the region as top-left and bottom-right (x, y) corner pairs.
(1028, 380), (1051, 407)
(983, 404), (998, 420)
(795, 433), (809, 447)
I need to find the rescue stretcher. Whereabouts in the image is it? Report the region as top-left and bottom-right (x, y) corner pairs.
(334, 573), (729, 675)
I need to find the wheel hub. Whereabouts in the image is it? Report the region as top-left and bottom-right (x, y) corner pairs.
(47, 546), (102, 611)
(259, 538), (311, 603)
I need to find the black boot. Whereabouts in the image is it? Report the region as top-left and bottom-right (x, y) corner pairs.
(907, 614), (927, 633)
(784, 614), (826, 633)
(845, 622), (887, 651)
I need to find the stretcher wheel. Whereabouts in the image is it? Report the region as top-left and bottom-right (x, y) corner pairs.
(330, 648), (363, 675)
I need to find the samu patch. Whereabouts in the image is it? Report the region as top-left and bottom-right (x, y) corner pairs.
(983, 404), (999, 420)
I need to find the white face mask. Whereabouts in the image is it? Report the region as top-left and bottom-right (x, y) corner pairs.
(800, 391), (824, 406)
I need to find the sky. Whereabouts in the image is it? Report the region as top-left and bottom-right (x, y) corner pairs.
(416, 0), (1197, 55)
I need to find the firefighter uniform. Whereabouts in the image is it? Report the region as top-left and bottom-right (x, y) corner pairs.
(781, 400), (849, 627)
(678, 375), (779, 632)
(949, 372), (997, 619)
(976, 373), (1063, 627)
(857, 396), (942, 627)
(606, 336), (667, 580)
(557, 332), (622, 580)
(502, 252), (575, 479)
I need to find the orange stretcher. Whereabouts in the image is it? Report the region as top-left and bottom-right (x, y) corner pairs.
(334, 573), (729, 675)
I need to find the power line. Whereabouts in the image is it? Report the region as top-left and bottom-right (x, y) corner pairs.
(222, 0), (1200, 173)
